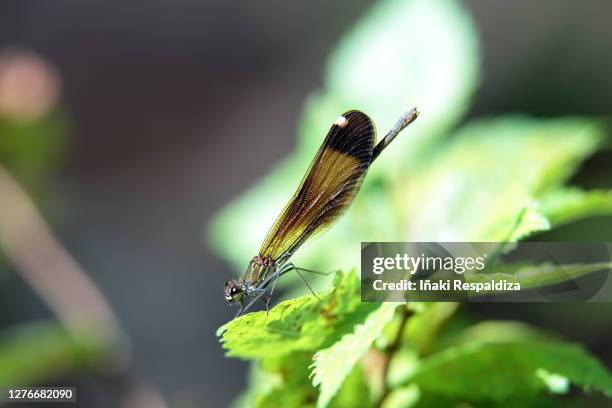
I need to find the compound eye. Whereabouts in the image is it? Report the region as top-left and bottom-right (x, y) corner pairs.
(231, 287), (240, 295)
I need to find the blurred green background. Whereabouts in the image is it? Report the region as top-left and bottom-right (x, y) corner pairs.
(1, 1), (612, 407)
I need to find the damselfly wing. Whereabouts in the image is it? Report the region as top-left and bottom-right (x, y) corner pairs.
(224, 108), (419, 315)
(261, 111), (374, 262)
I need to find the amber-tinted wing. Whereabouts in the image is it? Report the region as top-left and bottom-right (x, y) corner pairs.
(259, 110), (375, 261)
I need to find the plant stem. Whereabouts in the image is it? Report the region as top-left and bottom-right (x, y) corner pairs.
(374, 305), (411, 408)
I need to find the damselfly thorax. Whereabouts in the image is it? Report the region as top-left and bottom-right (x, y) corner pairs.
(224, 108), (419, 316)
(224, 255), (276, 302)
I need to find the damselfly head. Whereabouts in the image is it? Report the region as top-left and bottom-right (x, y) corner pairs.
(224, 279), (244, 303)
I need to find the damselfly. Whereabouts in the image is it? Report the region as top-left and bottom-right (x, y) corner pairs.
(224, 108), (419, 316)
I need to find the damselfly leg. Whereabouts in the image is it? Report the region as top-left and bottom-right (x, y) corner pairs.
(234, 286), (267, 317)
(234, 264), (336, 317)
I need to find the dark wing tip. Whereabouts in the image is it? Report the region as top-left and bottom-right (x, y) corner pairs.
(340, 110), (373, 126)
(328, 110), (375, 163)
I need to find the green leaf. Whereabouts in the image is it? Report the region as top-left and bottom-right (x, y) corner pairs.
(507, 201), (551, 242)
(207, 0), (480, 276)
(409, 392), (580, 408)
(239, 353), (370, 408)
(329, 363), (371, 408)
(230, 356), (306, 408)
(217, 270), (379, 359)
(0, 321), (113, 387)
(310, 303), (398, 408)
(380, 384), (420, 408)
(407, 342), (612, 402)
(540, 187), (612, 227)
(404, 303), (458, 356)
(535, 368), (570, 394)
(400, 117), (603, 241)
(465, 262), (612, 296)
(254, 353), (318, 408)
(447, 321), (555, 347)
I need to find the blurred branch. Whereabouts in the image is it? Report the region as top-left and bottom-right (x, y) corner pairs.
(0, 163), (120, 342)
(0, 48), (165, 408)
